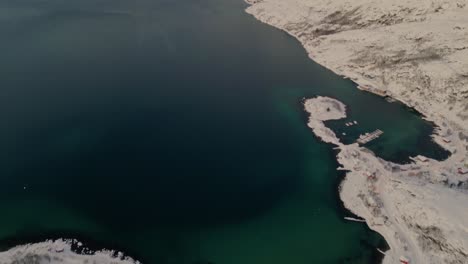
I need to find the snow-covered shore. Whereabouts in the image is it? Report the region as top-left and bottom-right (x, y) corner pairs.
(0, 239), (141, 264)
(304, 96), (468, 264)
(244, 0), (468, 262)
(246, 0), (468, 131)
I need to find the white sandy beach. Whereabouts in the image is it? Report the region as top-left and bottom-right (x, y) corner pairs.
(246, 1), (468, 262)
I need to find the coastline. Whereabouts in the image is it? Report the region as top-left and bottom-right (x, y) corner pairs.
(0, 231), (147, 263)
(0, 238), (141, 264)
(303, 96), (467, 264)
(245, 0), (468, 131)
(298, 98), (389, 263)
(245, 1), (468, 263)
(0, 0), (465, 263)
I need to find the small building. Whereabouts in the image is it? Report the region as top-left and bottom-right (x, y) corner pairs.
(400, 256), (410, 264)
(458, 167), (468, 175)
(55, 246), (64, 253)
(363, 171), (377, 180)
(416, 155), (429, 162)
(442, 138), (451, 143)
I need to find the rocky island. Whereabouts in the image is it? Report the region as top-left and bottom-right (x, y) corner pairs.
(246, 1), (468, 263)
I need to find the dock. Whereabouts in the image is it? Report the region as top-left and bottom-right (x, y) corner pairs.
(357, 129), (384, 144)
(376, 248), (387, 255)
(344, 217), (366, 223)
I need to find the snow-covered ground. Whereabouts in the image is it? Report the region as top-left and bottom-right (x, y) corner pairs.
(0, 239), (141, 264)
(246, 0), (468, 131)
(304, 96), (468, 264)
(246, 0), (468, 262)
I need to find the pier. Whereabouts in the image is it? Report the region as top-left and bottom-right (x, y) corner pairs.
(344, 217), (366, 223)
(376, 248), (387, 255)
(357, 129), (384, 144)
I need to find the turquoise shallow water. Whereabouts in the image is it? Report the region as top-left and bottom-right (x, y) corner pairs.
(0, 0), (448, 263)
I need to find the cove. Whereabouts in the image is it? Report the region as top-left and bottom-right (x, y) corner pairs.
(0, 0), (447, 263)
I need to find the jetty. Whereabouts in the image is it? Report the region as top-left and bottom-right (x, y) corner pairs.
(357, 129), (383, 144)
(344, 216), (366, 223)
(377, 248), (387, 255)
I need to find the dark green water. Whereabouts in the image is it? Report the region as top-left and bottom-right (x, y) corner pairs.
(0, 0), (448, 263)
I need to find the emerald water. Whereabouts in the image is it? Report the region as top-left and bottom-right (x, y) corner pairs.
(0, 0), (448, 263)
